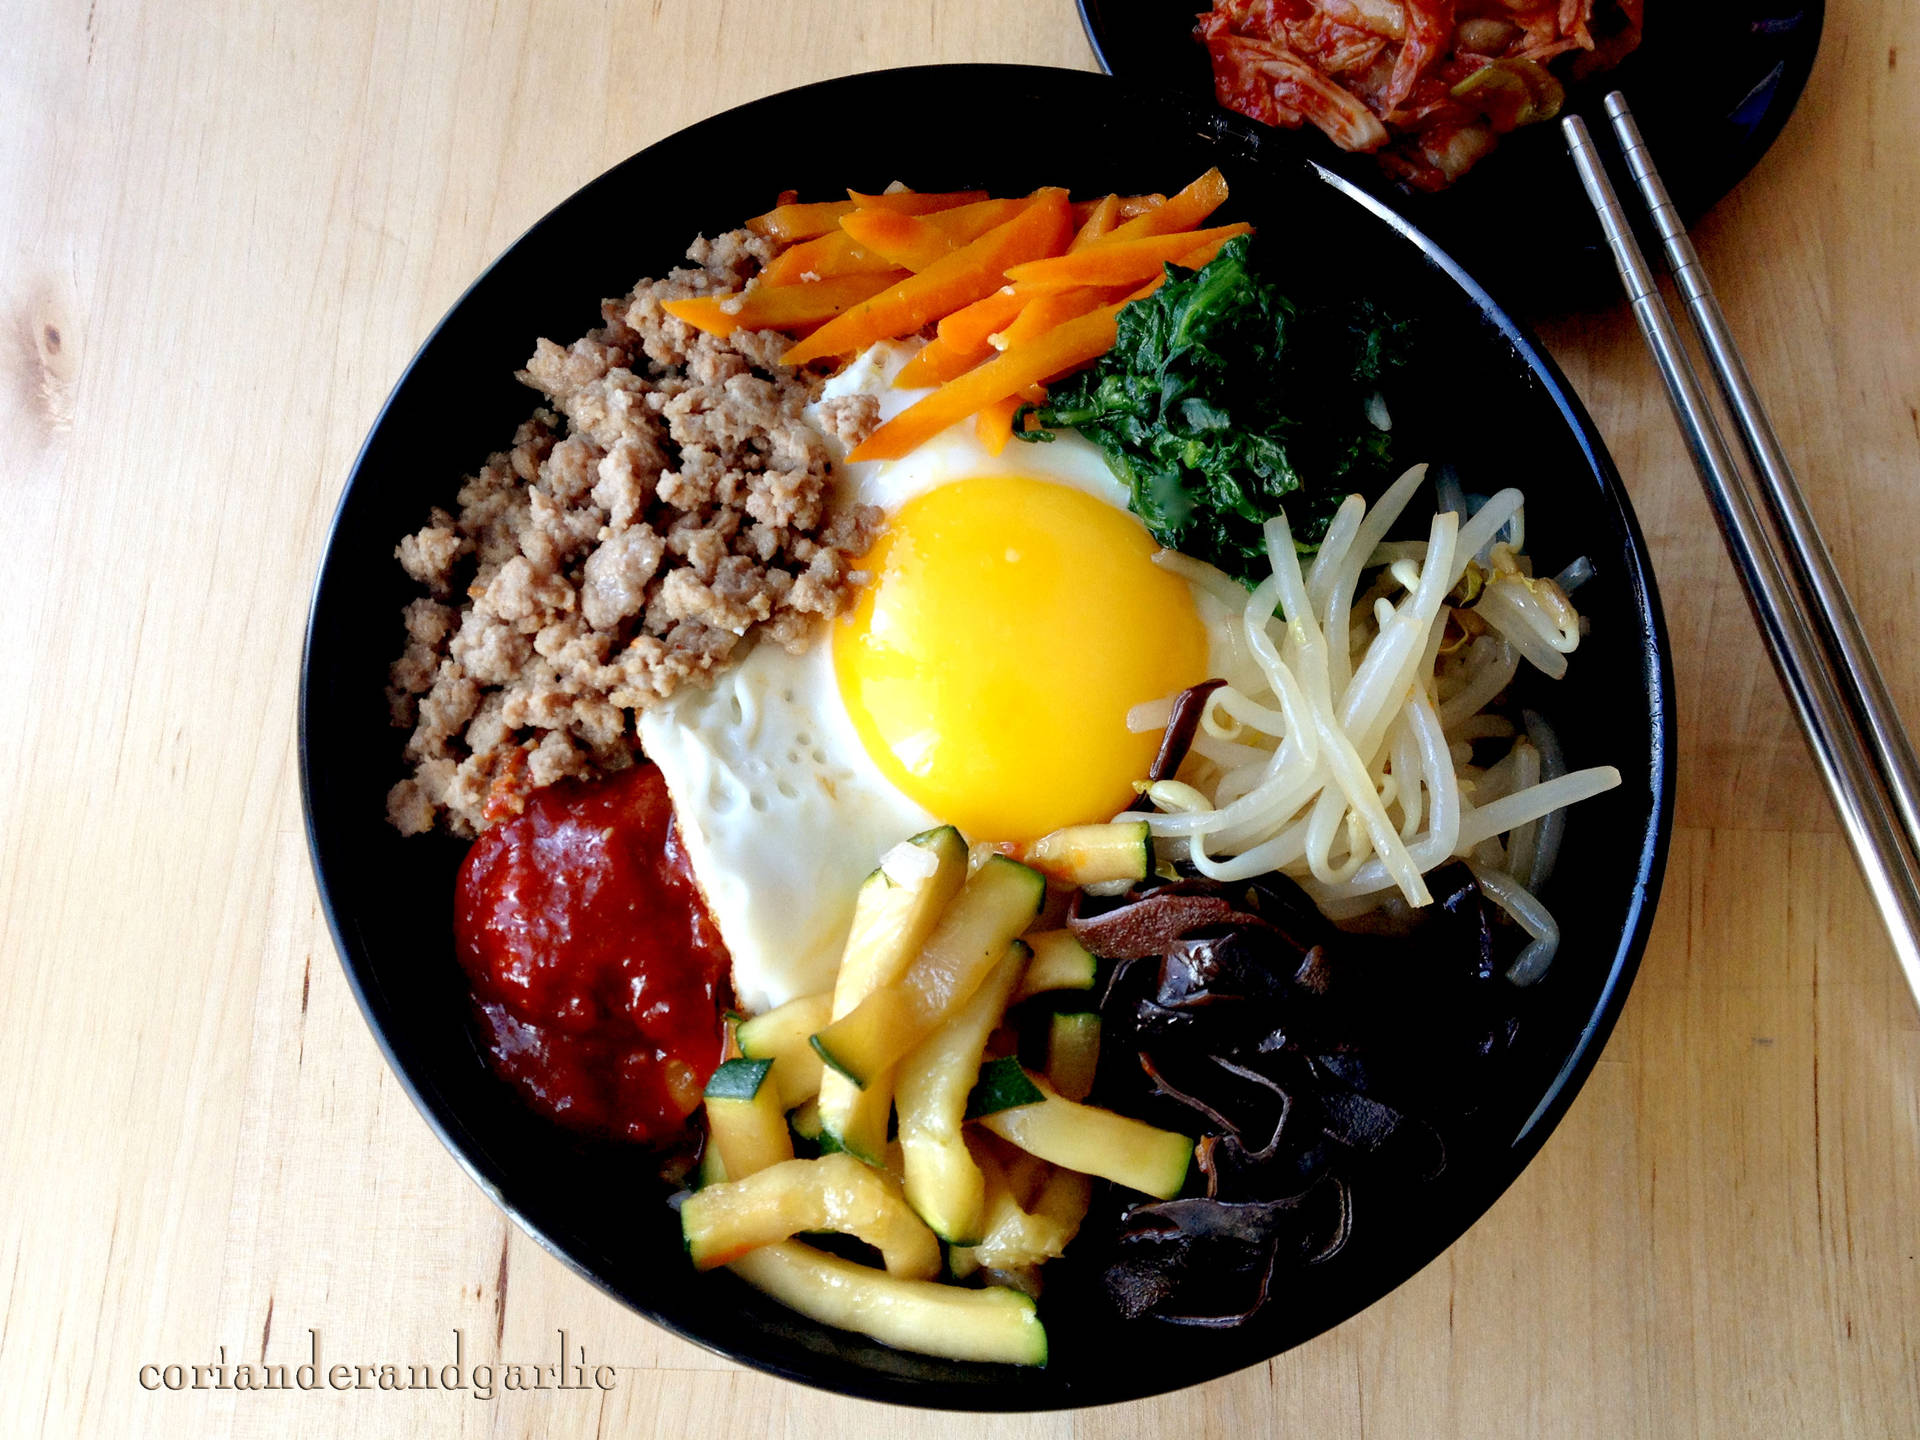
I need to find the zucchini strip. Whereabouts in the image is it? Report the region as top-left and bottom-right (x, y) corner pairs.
(1015, 821), (1150, 886)
(1014, 930), (1097, 999)
(812, 857), (1044, 1088)
(680, 1152), (940, 1278)
(1045, 1012), (1101, 1102)
(735, 993), (833, 1109)
(703, 1059), (794, 1180)
(979, 1073), (1193, 1199)
(896, 943), (1028, 1243)
(969, 1165), (1090, 1272)
(816, 829), (968, 1160)
(728, 1243), (1047, 1366)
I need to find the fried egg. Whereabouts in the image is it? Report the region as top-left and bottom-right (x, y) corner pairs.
(636, 633), (936, 1014)
(642, 341), (1209, 1013)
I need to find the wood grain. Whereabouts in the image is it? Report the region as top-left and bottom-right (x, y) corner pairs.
(1, 1), (1915, 1436)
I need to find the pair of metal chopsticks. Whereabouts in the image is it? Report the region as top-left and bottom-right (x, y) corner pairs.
(1566, 95), (1920, 1017)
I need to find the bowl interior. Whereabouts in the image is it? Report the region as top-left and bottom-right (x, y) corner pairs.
(301, 64), (1673, 1410)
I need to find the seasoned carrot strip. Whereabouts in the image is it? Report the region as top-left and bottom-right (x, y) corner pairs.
(923, 197), (1031, 243)
(747, 190), (991, 241)
(1069, 193), (1164, 227)
(1116, 193), (1168, 218)
(1102, 169), (1229, 243)
(893, 335), (980, 389)
(891, 283), (1029, 386)
(661, 271), (907, 337)
(1165, 228), (1250, 276)
(761, 231), (897, 286)
(849, 302), (1123, 462)
(1068, 194), (1122, 251)
(1124, 269), (1179, 302)
(936, 286), (1028, 355)
(990, 286), (1110, 351)
(896, 225), (1136, 388)
(782, 190), (1073, 365)
(975, 394), (1022, 456)
(1105, 232), (1243, 307)
(838, 210), (958, 272)
(1005, 223), (1253, 289)
(848, 188), (990, 214)
(898, 275), (1101, 387)
(1068, 196), (1106, 228)
(746, 200), (857, 241)
(836, 202), (1033, 281)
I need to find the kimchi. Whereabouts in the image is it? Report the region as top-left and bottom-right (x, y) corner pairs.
(1196, 0), (1645, 191)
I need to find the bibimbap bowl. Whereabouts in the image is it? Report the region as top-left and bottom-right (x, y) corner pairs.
(300, 64), (1674, 1409)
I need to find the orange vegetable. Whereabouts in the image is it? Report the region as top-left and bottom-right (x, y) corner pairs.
(1068, 194), (1122, 251)
(837, 210), (958, 272)
(990, 286), (1110, 351)
(1004, 223), (1253, 289)
(1070, 192), (1164, 226)
(1166, 228), (1251, 275)
(761, 231), (897, 286)
(746, 200), (857, 241)
(892, 335), (980, 389)
(891, 282), (1036, 386)
(848, 188), (991, 214)
(1116, 193), (1168, 218)
(896, 273), (1103, 387)
(1110, 233), (1243, 307)
(935, 286), (1028, 355)
(1103, 169), (1229, 243)
(849, 302), (1124, 463)
(782, 190), (1073, 366)
(661, 272), (908, 337)
(922, 197), (1031, 243)
(975, 393), (1022, 456)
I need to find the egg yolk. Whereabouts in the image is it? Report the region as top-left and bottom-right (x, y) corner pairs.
(833, 474), (1209, 843)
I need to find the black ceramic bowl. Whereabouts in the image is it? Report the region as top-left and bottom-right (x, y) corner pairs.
(301, 63), (1674, 1410)
(1077, 1), (1824, 308)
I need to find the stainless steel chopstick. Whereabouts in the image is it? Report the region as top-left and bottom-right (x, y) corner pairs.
(1604, 93), (1920, 863)
(1564, 113), (1920, 1013)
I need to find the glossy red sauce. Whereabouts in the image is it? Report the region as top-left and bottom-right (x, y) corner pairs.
(454, 763), (730, 1145)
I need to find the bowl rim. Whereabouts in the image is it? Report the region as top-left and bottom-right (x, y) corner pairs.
(299, 60), (1676, 1411)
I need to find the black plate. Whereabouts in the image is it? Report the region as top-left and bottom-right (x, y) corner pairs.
(1079, 1), (1824, 308)
(300, 64), (1674, 1410)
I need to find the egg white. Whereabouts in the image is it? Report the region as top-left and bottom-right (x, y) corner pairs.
(644, 339), (1218, 1015)
(637, 629), (935, 1015)
(822, 339), (1132, 515)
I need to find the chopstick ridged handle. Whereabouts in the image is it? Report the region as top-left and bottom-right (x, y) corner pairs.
(1605, 93), (1920, 858)
(1565, 114), (1920, 1011)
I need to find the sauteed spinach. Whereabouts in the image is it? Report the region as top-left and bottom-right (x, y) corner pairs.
(1015, 236), (1408, 585)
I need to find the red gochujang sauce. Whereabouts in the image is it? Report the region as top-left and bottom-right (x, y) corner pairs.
(453, 763), (730, 1145)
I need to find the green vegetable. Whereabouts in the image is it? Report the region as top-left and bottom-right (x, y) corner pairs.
(1045, 1013), (1101, 1103)
(728, 1242), (1047, 1366)
(1016, 235), (1408, 584)
(810, 857), (1044, 1091)
(965, 1057), (1046, 1120)
(897, 944), (1028, 1244)
(704, 1059), (794, 1179)
(978, 1074), (1193, 1200)
(704, 1058), (775, 1101)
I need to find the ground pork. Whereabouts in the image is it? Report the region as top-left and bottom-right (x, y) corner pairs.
(384, 229), (884, 838)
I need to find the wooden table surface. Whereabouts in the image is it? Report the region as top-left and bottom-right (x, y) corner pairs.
(4, 1), (1917, 1435)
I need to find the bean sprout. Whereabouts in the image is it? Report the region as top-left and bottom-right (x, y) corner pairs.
(1134, 465), (1619, 957)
